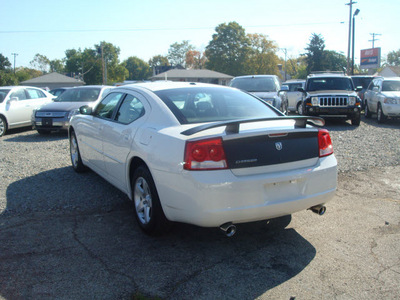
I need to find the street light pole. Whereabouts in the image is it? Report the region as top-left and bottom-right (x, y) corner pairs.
(346, 0), (356, 75)
(351, 9), (360, 75)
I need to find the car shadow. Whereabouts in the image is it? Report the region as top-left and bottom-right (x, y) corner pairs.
(1, 166), (316, 299)
(3, 129), (68, 143)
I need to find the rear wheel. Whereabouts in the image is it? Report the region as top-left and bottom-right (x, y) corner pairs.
(0, 116), (6, 137)
(377, 103), (387, 123)
(132, 165), (171, 235)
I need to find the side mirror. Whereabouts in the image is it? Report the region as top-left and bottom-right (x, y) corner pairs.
(278, 85), (289, 94)
(7, 97), (19, 103)
(355, 86), (363, 92)
(372, 86), (379, 92)
(79, 105), (93, 115)
(298, 87), (306, 95)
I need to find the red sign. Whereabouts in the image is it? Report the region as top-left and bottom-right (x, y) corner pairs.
(360, 48), (381, 69)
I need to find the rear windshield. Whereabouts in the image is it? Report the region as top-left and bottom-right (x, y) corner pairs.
(307, 77), (354, 91)
(230, 77), (279, 92)
(55, 88), (101, 102)
(154, 87), (280, 124)
(0, 89), (11, 103)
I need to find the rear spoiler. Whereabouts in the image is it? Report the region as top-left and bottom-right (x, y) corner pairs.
(180, 116), (325, 136)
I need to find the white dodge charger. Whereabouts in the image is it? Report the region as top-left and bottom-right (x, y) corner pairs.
(69, 82), (337, 236)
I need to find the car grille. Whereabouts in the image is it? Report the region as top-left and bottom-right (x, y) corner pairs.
(36, 112), (67, 118)
(319, 97), (348, 107)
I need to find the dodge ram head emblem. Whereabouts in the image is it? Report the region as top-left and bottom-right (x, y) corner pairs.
(275, 142), (283, 151)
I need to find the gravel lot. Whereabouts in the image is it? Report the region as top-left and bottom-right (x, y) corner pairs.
(0, 115), (399, 299)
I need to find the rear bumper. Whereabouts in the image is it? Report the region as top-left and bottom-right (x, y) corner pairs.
(153, 155), (337, 227)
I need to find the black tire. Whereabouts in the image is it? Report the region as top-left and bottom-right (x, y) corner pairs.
(0, 116), (6, 137)
(364, 101), (371, 118)
(132, 165), (171, 235)
(351, 113), (361, 126)
(297, 102), (304, 115)
(377, 103), (387, 123)
(69, 131), (87, 173)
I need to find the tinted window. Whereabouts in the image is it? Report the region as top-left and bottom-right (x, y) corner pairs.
(382, 81), (400, 92)
(230, 77), (279, 92)
(351, 77), (374, 89)
(115, 94), (144, 124)
(57, 88), (101, 102)
(155, 87), (279, 124)
(0, 89), (11, 103)
(94, 92), (124, 119)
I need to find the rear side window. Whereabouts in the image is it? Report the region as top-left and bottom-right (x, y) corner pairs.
(27, 88), (46, 99)
(155, 87), (279, 124)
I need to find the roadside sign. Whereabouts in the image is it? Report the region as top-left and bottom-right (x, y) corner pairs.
(360, 48), (381, 69)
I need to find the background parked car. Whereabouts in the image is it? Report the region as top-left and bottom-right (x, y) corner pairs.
(229, 75), (288, 114)
(0, 86), (54, 137)
(282, 80), (306, 113)
(351, 75), (375, 109)
(49, 87), (69, 98)
(364, 77), (400, 123)
(33, 85), (112, 134)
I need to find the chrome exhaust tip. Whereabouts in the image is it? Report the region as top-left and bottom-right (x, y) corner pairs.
(310, 205), (326, 216)
(219, 222), (237, 237)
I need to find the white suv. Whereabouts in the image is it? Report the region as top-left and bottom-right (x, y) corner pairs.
(364, 77), (400, 123)
(0, 86), (54, 137)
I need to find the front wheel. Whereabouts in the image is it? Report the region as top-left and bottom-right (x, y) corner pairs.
(297, 102), (304, 115)
(0, 116), (6, 137)
(351, 113), (361, 126)
(70, 131), (87, 173)
(364, 101), (371, 118)
(377, 103), (387, 123)
(132, 165), (171, 235)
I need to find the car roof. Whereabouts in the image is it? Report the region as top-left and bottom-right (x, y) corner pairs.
(380, 77), (400, 81)
(232, 75), (278, 79)
(119, 81), (231, 92)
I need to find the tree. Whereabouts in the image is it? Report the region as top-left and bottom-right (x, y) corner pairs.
(0, 54), (12, 70)
(205, 22), (250, 76)
(49, 59), (65, 73)
(148, 55), (169, 68)
(15, 67), (42, 82)
(245, 33), (279, 75)
(185, 50), (207, 69)
(123, 56), (151, 80)
(30, 53), (50, 73)
(65, 49), (83, 76)
(167, 40), (194, 67)
(304, 33), (326, 74)
(387, 49), (400, 66)
(324, 50), (346, 72)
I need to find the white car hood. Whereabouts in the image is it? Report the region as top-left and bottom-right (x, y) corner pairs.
(382, 91), (400, 98)
(249, 91), (277, 99)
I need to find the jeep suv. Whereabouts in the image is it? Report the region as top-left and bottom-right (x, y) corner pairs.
(299, 72), (362, 126)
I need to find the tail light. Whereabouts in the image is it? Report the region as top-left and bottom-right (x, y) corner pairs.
(184, 137), (228, 170)
(318, 129), (334, 157)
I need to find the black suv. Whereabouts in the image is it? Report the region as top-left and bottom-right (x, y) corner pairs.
(299, 72), (362, 126)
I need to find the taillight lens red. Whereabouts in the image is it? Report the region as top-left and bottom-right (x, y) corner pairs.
(184, 138), (228, 170)
(318, 129), (334, 157)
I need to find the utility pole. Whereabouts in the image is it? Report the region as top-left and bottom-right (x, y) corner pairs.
(280, 48), (288, 81)
(346, 0), (356, 75)
(11, 53), (18, 74)
(369, 33), (381, 48)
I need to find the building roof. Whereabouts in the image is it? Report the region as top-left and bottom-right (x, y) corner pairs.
(21, 72), (85, 85)
(151, 69), (233, 80)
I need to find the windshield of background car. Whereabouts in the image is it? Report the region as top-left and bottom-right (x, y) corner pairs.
(382, 81), (400, 92)
(352, 77), (373, 89)
(55, 88), (101, 102)
(307, 77), (354, 91)
(0, 89), (11, 103)
(229, 77), (278, 92)
(154, 87), (280, 124)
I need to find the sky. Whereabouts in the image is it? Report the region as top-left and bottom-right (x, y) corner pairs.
(1, 0), (399, 70)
